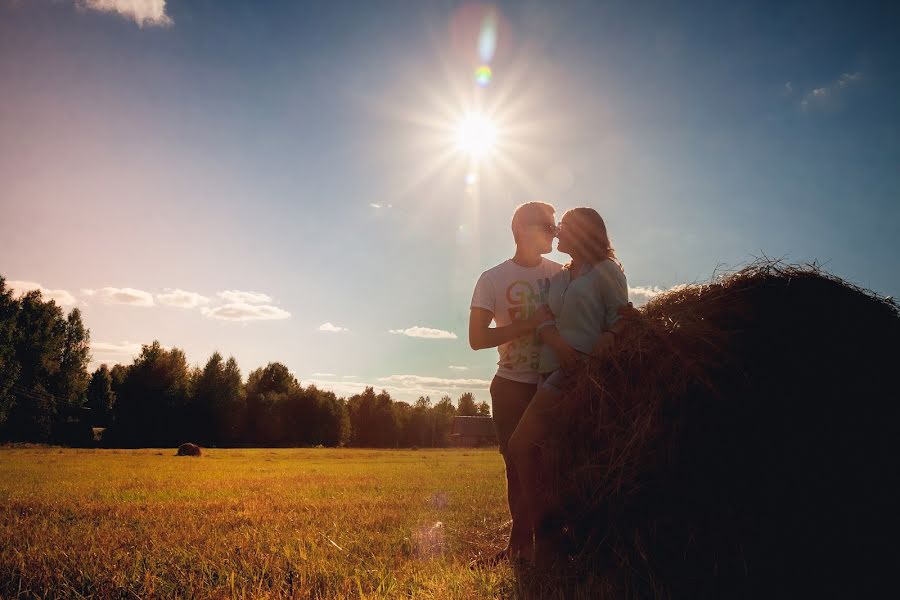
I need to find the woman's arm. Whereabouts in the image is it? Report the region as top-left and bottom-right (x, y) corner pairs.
(538, 322), (580, 371)
(591, 269), (633, 358)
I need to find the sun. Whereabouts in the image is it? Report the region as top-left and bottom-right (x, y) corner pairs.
(454, 112), (498, 161)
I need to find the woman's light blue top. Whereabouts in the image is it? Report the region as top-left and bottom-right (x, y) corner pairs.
(538, 259), (629, 373)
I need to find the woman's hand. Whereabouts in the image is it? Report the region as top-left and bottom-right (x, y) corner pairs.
(617, 302), (641, 320)
(591, 331), (616, 359)
(557, 342), (580, 372)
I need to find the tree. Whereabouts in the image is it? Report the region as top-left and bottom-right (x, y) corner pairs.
(55, 308), (90, 409)
(191, 352), (245, 446)
(457, 392), (478, 416)
(476, 401), (491, 417)
(106, 341), (192, 447)
(0, 276), (20, 432)
(433, 395), (457, 446)
(86, 365), (115, 427)
(244, 362), (298, 446)
(5, 290), (67, 442)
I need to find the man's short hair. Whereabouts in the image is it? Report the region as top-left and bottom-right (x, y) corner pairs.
(511, 201), (555, 242)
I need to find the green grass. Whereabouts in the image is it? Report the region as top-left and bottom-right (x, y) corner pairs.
(0, 447), (526, 599)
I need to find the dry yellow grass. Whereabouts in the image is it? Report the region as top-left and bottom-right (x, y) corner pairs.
(0, 447), (522, 599)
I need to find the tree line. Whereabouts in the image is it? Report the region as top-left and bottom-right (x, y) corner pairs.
(0, 276), (490, 447)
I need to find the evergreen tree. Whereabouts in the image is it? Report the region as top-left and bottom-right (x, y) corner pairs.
(457, 392), (478, 416)
(86, 365), (115, 427)
(476, 401), (491, 417)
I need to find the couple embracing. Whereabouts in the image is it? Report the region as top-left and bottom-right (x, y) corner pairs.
(468, 201), (629, 567)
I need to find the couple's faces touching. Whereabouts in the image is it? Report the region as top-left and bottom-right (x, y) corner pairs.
(520, 213), (557, 255)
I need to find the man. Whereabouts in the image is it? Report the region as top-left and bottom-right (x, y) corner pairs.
(469, 201), (562, 563)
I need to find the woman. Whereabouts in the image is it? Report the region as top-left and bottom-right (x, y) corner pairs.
(506, 207), (629, 566)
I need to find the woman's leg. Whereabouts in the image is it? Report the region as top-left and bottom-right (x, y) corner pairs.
(506, 385), (563, 561)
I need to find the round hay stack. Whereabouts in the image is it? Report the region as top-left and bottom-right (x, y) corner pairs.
(176, 442), (202, 456)
(547, 262), (900, 598)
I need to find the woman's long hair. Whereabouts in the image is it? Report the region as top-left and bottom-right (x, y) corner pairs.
(561, 207), (623, 271)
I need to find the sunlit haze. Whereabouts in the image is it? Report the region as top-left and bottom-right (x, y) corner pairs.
(1, 0), (899, 406)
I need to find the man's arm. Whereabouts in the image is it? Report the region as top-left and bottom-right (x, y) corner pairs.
(469, 307), (541, 350)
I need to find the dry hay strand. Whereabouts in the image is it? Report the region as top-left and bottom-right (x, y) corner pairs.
(543, 261), (900, 598)
(176, 442), (202, 456)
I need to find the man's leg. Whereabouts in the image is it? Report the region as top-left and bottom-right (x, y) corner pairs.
(490, 375), (537, 558)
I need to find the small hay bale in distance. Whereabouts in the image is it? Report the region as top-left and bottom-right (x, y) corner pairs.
(547, 262), (900, 598)
(176, 442), (202, 456)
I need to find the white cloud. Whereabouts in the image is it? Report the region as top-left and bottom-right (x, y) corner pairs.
(82, 286), (154, 307)
(311, 372), (336, 377)
(77, 0), (173, 28)
(388, 326), (458, 339)
(629, 285), (668, 307)
(307, 373), (490, 403)
(91, 340), (144, 356)
(7, 280), (79, 307)
(378, 374), (491, 389)
(629, 284), (688, 307)
(369, 203), (392, 209)
(216, 290), (272, 304)
(89, 340), (169, 371)
(342, 375), (358, 379)
(448, 365), (469, 371)
(156, 288), (210, 308)
(201, 303), (290, 322)
(319, 322), (350, 333)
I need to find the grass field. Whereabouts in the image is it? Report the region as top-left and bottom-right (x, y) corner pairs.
(0, 447), (530, 599)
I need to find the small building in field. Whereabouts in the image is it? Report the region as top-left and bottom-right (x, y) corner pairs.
(450, 416), (497, 447)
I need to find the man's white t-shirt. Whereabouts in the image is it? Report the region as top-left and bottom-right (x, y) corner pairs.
(470, 257), (563, 384)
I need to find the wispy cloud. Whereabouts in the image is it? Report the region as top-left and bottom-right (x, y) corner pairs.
(369, 203), (393, 209)
(77, 0), (173, 28)
(81, 287), (154, 307)
(91, 340), (144, 356)
(319, 322), (350, 333)
(388, 326), (458, 339)
(448, 365), (469, 371)
(311, 372), (336, 377)
(797, 72), (863, 109)
(7, 280), (79, 307)
(307, 373), (490, 402)
(378, 374), (490, 389)
(217, 290), (272, 304)
(202, 303), (290, 322)
(156, 288), (210, 308)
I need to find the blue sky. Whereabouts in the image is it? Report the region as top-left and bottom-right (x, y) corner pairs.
(2, 0), (898, 404)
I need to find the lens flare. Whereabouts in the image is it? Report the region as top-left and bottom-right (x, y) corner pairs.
(478, 13), (497, 63)
(454, 113), (498, 160)
(474, 65), (493, 87)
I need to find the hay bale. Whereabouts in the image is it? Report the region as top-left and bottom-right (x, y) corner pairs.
(176, 442), (202, 456)
(547, 262), (900, 598)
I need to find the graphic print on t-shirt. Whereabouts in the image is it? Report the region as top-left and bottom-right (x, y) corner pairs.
(501, 278), (552, 370)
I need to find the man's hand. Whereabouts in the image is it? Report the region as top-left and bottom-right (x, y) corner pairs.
(529, 304), (554, 328)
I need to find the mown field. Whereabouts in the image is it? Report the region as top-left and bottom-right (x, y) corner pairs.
(0, 447), (545, 599)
